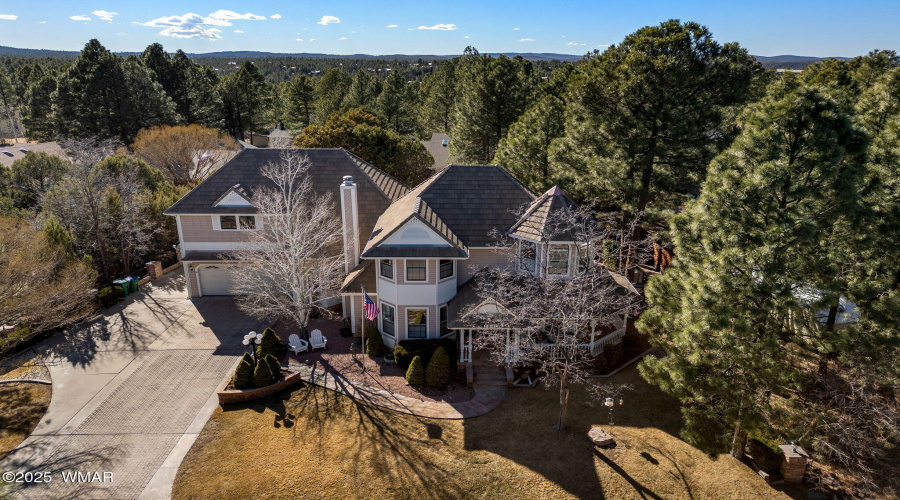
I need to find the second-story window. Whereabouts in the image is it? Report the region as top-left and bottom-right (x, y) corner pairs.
(219, 215), (256, 230)
(439, 260), (454, 279)
(239, 216), (256, 230)
(380, 259), (393, 279)
(548, 244), (570, 275)
(220, 215), (238, 230)
(520, 241), (537, 272)
(406, 259), (426, 281)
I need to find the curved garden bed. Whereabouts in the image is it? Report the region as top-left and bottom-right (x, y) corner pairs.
(217, 369), (304, 404)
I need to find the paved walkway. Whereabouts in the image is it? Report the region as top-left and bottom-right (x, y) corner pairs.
(290, 359), (507, 419)
(0, 273), (265, 500)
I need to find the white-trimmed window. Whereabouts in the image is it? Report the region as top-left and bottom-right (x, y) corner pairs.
(406, 260), (426, 281)
(216, 215), (257, 231)
(381, 303), (395, 336)
(380, 259), (394, 280)
(548, 244), (570, 275)
(439, 259), (454, 279)
(407, 309), (427, 338)
(440, 305), (449, 335)
(520, 241), (537, 272)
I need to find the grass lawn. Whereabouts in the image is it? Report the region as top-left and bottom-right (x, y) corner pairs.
(174, 365), (806, 499)
(0, 382), (51, 460)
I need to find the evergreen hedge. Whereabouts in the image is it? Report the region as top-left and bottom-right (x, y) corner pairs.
(256, 327), (285, 359)
(366, 325), (388, 357)
(425, 346), (451, 387)
(263, 354), (282, 379)
(233, 353), (255, 389)
(395, 338), (457, 372)
(253, 357), (276, 387)
(405, 355), (425, 385)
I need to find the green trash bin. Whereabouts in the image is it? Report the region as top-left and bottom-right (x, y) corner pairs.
(128, 276), (139, 293)
(113, 279), (130, 297)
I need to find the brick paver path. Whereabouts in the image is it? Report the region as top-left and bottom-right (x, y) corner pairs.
(290, 359), (507, 419)
(0, 274), (264, 500)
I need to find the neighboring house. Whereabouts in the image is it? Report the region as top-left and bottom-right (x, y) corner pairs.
(420, 132), (450, 171)
(166, 148), (631, 362)
(0, 141), (67, 168)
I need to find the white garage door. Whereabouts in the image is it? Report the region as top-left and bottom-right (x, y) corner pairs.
(198, 265), (238, 295)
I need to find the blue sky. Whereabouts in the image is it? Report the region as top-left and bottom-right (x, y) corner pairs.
(0, 1), (897, 57)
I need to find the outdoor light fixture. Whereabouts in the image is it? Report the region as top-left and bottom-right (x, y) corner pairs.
(605, 397), (614, 408)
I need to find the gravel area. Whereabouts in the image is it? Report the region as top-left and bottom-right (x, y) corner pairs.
(273, 317), (474, 404)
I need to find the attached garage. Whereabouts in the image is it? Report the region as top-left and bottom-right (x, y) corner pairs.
(197, 265), (239, 296)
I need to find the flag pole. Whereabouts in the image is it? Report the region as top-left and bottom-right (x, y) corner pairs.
(360, 285), (366, 345)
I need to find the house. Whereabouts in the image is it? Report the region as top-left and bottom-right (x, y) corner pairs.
(165, 148), (631, 362)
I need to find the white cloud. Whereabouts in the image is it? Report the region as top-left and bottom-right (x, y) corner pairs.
(513, 27), (519, 30)
(0, 14), (18, 20)
(234, 30), (244, 33)
(566, 42), (585, 46)
(39, 21), (46, 24)
(464, 35), (470, 39)
(417, 24), (457, 30)
(309, 38), (316, 42)
(271, 14), (282, 19)
(296, 38), (303, 41)
(518, 38), (535, 42)
(338, 36), (347, 40)
(598, 44), (611, 48)
(160, 26), (222, 39)
(317, 15), (340, 25)
(70, 15), (91, 21)
(386, 24), (398, 28)
(207, 10), (265, 22)
(92, 10), (118, 22)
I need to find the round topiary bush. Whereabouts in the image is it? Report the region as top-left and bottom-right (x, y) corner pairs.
(394, 344), (412, 369)
(405, 355), (425, 386)
(253, 357), (276, 387)
(233, 353), (255, 389)
(263, 354), (282, 379)
(256, 327), (285, 359)
(425, 346), (451, 388)
(366, 325), (388, 357)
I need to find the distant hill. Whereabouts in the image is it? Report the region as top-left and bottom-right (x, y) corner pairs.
(0, 45), (583, 62)
(753, 54), (853, 69)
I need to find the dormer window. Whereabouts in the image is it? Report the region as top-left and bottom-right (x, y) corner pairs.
(548, 244), (570, 275)
(216, 215), (257, 231)
(220, 216), (238, 230)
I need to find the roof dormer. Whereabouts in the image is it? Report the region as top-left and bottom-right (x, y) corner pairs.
(213, 184), (253, 208)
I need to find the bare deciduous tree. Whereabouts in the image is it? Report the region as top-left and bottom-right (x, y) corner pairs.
(0, 217), (96, 336)
(231, 150), (344, 333)
(131, 124), (239, 185)
(466, 208), (648, 431)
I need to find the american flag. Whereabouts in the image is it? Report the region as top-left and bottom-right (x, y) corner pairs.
(364, 293), (380, 320)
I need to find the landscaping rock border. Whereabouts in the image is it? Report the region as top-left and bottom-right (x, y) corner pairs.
(216, 369), (304, 404)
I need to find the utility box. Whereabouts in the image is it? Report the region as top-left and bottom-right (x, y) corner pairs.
(779, 444), (809, 483)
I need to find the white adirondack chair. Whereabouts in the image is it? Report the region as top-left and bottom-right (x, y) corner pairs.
(309, 329), (327, 351)
(288, 334), (309, 355)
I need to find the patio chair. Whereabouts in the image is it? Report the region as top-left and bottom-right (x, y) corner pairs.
(309, 329), (327, 351)
(288, 334), (309, 355)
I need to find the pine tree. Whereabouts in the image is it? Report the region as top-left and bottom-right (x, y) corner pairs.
(405, 355), (425, 386)
(345, 70), (381, 109)
(285, 75), (315, 127)
(638, 84), (866, 458)
(257, 327), (285, 359)
(494, 95), (566, 193)
(314, 68), (351, 125)
(253, 356), (276, 387)
(425, 346), (451, 388)
(420, 60), (457, 132)
(22, 72), (56, 141)
(376, 71), (414, 134)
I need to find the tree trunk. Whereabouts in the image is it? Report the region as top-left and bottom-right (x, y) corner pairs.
(731, 420), (748, 459)
(555, 368), (569, 431)
(818, 304), (839, 376)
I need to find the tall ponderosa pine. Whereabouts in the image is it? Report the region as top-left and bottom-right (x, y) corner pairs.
(285, 75), (315, 127)
(494, 95), (566, 194)
(344, 70), (381, 109)
(22, 72), (56, 141)
(376, 71), (416, 134)
(450, 54), (539, 163)
(551, 20), (763, 220)
(419, 60), (457, 132)
(52, 40), (177, 142)
(638, 85), (866, 459)
(219, 62), (270, 141)
(314, 68), (351, 125)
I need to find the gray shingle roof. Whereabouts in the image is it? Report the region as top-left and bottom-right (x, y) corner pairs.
(340, 260), (376, 293)
(508, 186), (580, 242)
(165, 148), (410, 253)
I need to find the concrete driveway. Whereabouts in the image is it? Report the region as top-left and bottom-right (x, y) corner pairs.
(0, 273), (265, 499)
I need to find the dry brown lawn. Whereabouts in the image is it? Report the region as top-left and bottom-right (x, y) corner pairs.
(0, 382), (51, 460)
(174, 365), (806, 500)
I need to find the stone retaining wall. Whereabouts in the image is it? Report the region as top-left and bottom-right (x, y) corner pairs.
(216, 369), (304, 404)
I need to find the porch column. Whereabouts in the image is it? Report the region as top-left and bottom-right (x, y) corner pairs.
(459, 330), (465, 363)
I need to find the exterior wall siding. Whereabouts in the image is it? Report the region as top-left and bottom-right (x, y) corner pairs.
(459, 248), (513, 283)
(180, 215), (253, 243)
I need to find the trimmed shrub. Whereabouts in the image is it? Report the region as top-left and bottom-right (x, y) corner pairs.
(405, 356), (425, 386)
(256, 327), (285, 359)
(425, 346), (451, 388)
(366, 325), (388, 357)
(233, 353), (255, 389)
(748, 438), (783, 472)
(396, 339), (457, 372)
(263, 354), (282, 379)
(98, 285), (124, 308)
(253, 357), (276, 387)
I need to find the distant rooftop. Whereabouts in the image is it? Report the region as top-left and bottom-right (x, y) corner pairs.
(0, 141), (67, 168)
